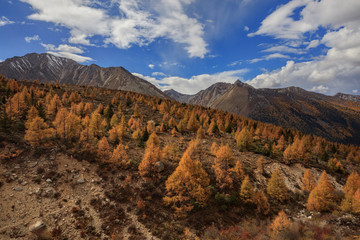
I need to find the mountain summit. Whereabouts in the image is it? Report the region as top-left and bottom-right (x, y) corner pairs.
(0, 53), (167, 98)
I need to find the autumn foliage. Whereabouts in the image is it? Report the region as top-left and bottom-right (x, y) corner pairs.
(267, 169), (289, 203)
(302, 169), (316, 193)
(307, 171), (337, 212)
(164, 140), (210, 216)
(270, 211), (292, 236)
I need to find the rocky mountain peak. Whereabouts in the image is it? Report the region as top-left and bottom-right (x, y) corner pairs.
(0, 53), (167, 98)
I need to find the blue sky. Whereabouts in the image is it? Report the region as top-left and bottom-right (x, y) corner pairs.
(1, 0), (360, 95)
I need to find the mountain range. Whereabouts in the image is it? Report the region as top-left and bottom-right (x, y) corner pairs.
(0, 53), (167, 98)
(165, 81), (360, 145)
(1, 53), (360, 145)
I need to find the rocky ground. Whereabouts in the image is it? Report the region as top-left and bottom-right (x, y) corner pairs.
(1, 137), (360, 239)
(0, 142), (159, 240)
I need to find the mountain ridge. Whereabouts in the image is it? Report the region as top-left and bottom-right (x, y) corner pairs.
(165, 80), (360, 145)
(0, 53), (168, 98)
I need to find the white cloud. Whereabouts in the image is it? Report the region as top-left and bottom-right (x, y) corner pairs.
(262, 45), (305, 54)
(21, 0), (208, 58)
(0, 59), (3, 62)
(134, 69), (249, 94)
(306, 39), (320, 49)
(25, 35), (41, 43)
(228, 60), (242, 67)
(244, 26), (249, 31)
(248, 0), (360, 95)
(0, 16), (14, 26)
(41, 43), (93, 63)
(311, 85), (329, 94)
(248, 0), (313, 39)
(250, 53), (290, 63)
(148, 64), (155, 69)
(152, 72), (166, 77)
(353, 89), (358, 94)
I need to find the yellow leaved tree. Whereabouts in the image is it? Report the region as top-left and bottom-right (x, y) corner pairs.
(164, 140), (210, 217)
(267, 169), (289, 203)
(307, 171), (337, 212)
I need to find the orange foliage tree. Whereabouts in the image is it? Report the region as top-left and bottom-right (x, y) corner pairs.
(97, 137), (112, 162)
(25, 116), (54, 146)
(302, 169), (316, 193)
(138, 132), (162, 180)
(267, 169), (289, 203)
(270, 211), (292, 236)
(240, 175), (254, 203)
(254, 190), (270, 215)
(307, 171), (337, 212)
(212, 144), (235, 190)
(110, 143), (129, 168)
(164, 140), (210, 216)
(341, 172), (360, 213)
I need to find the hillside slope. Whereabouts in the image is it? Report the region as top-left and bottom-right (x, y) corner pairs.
(1, 76), (360, 239)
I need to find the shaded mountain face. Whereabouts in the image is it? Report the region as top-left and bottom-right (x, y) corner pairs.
(165, 80), (360, 145)
(0, 53), (167, 98)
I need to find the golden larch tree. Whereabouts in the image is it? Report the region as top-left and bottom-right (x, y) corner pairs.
(352, 189), (360, 214)
(97, 137), (112, 162)
(66, 112), (82, 142)
(270, 211), (292, 236)
(343, 172), (360, 196)
(267, 169), (289, 203)
(111, 143), (129, 168)
(302, 169), (316, 193)
(307, 171), (337, 212)
(235, 127), (252, 151)
(341, 172), (360, 213)
(138, 132), (162, 180)
(26, 105), (39, 122)
(254, 190), (270, 215)
(164, 140), (210, 216)
(89, 111), (104, 138)
(25, 116), (54, 146)
(240, 175), (254, 203)
(212, 144), (235, 190)
(186, 110), (199, 132)
(53, 107), (69, 140)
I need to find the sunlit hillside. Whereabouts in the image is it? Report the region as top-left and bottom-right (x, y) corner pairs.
(1, 75), (360, 239)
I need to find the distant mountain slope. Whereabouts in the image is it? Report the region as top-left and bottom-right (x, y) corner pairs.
(163, 89), (192, 103)
(335, 93), (360, 103)
(165, 80), (360, 145)
(0, 53), (167, 98)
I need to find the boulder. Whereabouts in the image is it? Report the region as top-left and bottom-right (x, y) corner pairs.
(42, 187), (55, 198)
(29, 220), (46, 232)
(156, 161), (164, 172)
